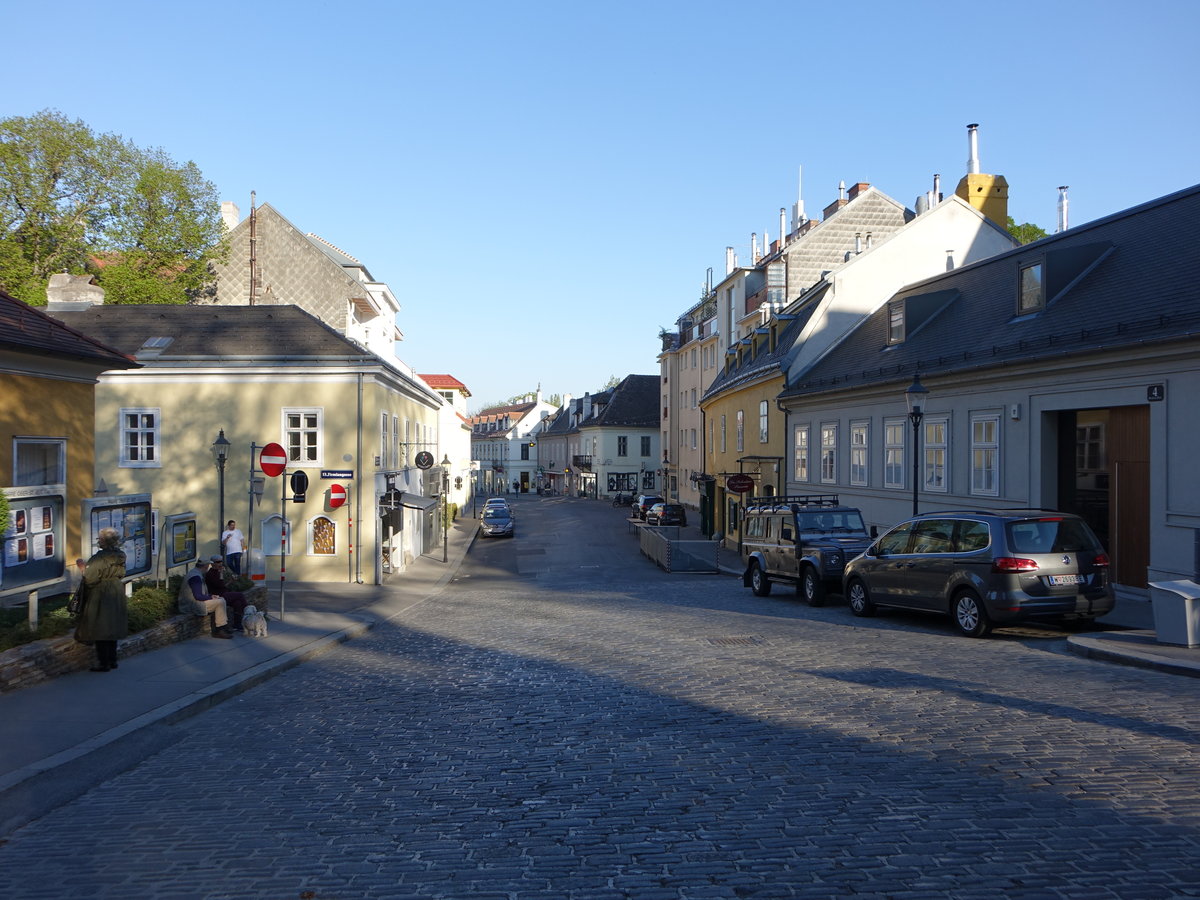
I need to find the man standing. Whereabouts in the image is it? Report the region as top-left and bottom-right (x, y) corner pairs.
(177, 558), (233, 638)
(220, 519), (246, 575)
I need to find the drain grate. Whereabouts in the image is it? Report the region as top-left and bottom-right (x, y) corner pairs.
(706, 636), (763, 646)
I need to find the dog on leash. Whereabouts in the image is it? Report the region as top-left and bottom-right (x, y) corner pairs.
(242, 605), (268, 637)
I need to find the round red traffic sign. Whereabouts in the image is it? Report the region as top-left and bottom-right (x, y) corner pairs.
(260, 442), (287, 477)
(329, 483), (347, 509)
(726, 474), (755, 493)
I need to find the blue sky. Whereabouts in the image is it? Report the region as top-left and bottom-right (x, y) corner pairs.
(7, 0), (1198, 410)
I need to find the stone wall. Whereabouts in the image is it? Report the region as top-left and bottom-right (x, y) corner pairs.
(0, 586), (267, 695)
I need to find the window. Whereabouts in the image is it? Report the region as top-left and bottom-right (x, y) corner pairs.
(404, 420), (411, 466)
(617, 436), (628, 457)
(887, 301), (905, 344)
(690, 428), (697, 450)
(1019, 262), (1044, 312)
(14, 439), (65, 485)
(720, 415), (727, 453)
(850, 422), (868, 486)
(309, 516), (336, 556)
(736, 410), (744, 452)
(759, 400), (769, 443)
(380, 413), (388, 468)
(793, 425), (810, 482)
(120, 408), (160, 467)
(641, 436), (651, 457)
(392, 416), (399, 469)
(971, 414), (1001, 495)
(884, 418), (906, 489)
(923, 416), (948, 492)
(520, 443), (530, 460)
(691, 389), (697, 409)
(283, 409), (321, 465)
(691, 348), (697, 368)
(820, 424), (837, 483)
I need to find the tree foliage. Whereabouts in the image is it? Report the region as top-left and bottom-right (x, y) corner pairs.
(1007, 216), (1048, 246)
(0, 110), (226, 305)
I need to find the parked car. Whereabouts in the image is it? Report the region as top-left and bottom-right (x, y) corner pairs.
(645, 502), (666, 524)
(633, 494), (664, 520)
(843, 509), (1114, 637)
(656, 503), (688, 526)
(478, 506), (515, 538)
(740, 494), (874, 606)
(482, 498), (510, 517)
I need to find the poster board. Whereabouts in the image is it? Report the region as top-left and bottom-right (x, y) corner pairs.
(0, 484), (66, 597)
(81, 494), (153, 578)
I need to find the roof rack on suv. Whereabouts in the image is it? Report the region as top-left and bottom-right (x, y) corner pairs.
(744, 494), (841, 511)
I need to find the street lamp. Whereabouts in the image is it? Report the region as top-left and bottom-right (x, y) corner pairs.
(211, 429), (231, 551)
(905, 375), (930, 516)
(441, 454), (452, 563)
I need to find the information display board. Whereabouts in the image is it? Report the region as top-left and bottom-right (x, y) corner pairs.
(81, 494), (153, 578)
(0, 484), (66, 596)
(162, 512), (198, 568)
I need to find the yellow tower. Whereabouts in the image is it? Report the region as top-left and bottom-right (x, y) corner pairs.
(954, 123), (1009, 227)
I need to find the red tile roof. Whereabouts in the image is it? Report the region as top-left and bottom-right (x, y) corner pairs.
(420, 374), (470, 394)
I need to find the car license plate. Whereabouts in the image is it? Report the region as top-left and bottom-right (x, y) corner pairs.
(1048, 574), (1085, 586)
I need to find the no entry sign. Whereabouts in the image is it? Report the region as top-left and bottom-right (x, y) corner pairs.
(260, 442), (287, 477)
(329, 483), (347, 508)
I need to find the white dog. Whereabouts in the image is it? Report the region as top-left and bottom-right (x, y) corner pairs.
(242, 605), (268, 638)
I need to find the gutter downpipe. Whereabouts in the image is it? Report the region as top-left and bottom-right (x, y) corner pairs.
(356, 372), (364, 584)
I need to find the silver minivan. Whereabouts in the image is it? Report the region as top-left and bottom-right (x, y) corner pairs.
(843, 510), (1114, 637)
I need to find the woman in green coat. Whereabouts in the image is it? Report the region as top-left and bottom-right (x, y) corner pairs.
(76, 527), (128, 672)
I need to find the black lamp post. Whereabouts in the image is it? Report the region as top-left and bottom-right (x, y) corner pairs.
(905, 375), (929, 516)
(441, 454), (452, 563)
(211, 429), (231, 550)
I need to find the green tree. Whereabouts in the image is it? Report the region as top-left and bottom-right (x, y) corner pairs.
(0, 110), (226, 305)
(1007, 216), (1048, 246)
(0, 488), (9, 538)
(602, 374), (622, 390)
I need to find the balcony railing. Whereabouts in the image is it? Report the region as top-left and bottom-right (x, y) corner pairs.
(572, 455), (593, 471)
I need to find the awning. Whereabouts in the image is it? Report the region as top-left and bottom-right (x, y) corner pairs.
(380, 490), (439, 511)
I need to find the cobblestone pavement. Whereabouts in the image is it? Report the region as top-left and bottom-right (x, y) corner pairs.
(3, 499), (1200, 898)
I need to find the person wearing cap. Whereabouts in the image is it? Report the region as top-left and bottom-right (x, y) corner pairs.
(177, 558), (233, 638)
(204, 555), (248, 632)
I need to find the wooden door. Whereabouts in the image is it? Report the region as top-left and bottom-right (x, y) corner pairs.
(1109, 406), (1150, 588)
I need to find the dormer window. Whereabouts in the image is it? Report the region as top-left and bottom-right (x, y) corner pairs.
(1019, 262), (1044, 313)
(887, 301), (905, 344)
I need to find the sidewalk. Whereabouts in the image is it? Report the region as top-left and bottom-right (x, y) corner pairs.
(0, 518), (478, 836)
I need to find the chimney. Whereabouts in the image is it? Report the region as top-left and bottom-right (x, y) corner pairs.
(791, 165), (807, 232)
(725, 246), (736, 274)
(954, 123), (1009, 227)
(933, 173), (942, 202)
(220, 201), (241, 232)
(751, 233), (760, 263)
(846, 182), (870, 201)
(854, 233), (862, 254)
(779, 207), (786, 243)
(822, 181), (849, 219)
(46, 273), (104, 310)
(966, 123), (981, 174)
(1057, 186), (1070, 232)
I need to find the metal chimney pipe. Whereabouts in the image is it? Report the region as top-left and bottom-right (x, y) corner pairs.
(854, 233), (862, 254)
(1057, 186), (1070, 232)
(780, 207), (786, 242)
(966, 124), (980, 174)
(751, 233), (759, 263)
(726, 246), (735, 274)
(933, 173), (941, 201)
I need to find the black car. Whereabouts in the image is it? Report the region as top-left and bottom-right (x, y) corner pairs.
(652, 503), (687, 526)
(633, 494), (664, 520)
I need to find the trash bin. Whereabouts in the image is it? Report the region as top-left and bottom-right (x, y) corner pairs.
(1148, 580), (1200, 647)
(248, 547), (266, 583)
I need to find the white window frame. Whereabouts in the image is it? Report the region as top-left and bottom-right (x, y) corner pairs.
(883, 418), (906, 490)
(13, 437), (66, 486)
(617, 436), (628, 457)
(759, 400), (769, 443)
(720, 414), (727, 453)
(119, 408), (161, 468)
(641, 436), (651, 457)
(923, 415), (949, 493)
(283, 408), (322, 467)
(736, 410), (745, 452)
(793, 425), (810, 482)
(308, 515), (336, 556)
(690, 428), (697, 450)
(820, 423), (838, 484)
(971, 413), (1001, 496)
(850, 421), (869, 486)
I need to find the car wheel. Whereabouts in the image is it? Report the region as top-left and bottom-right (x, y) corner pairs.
(846, 578), (875, 617)
(750, 562), (772, 597)
(952, 590), (991, 638)
(800, 567), (826, 607)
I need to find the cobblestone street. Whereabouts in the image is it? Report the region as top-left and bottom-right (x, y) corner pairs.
(3, 499), (1199, 898)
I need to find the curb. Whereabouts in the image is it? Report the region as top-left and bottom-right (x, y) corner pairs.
(1065, 631), (1200, 679)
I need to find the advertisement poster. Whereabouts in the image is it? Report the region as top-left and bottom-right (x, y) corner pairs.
(82, 495), (153, 578)
(0, 485), (66, 597)
(170, 518), (197, 566)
